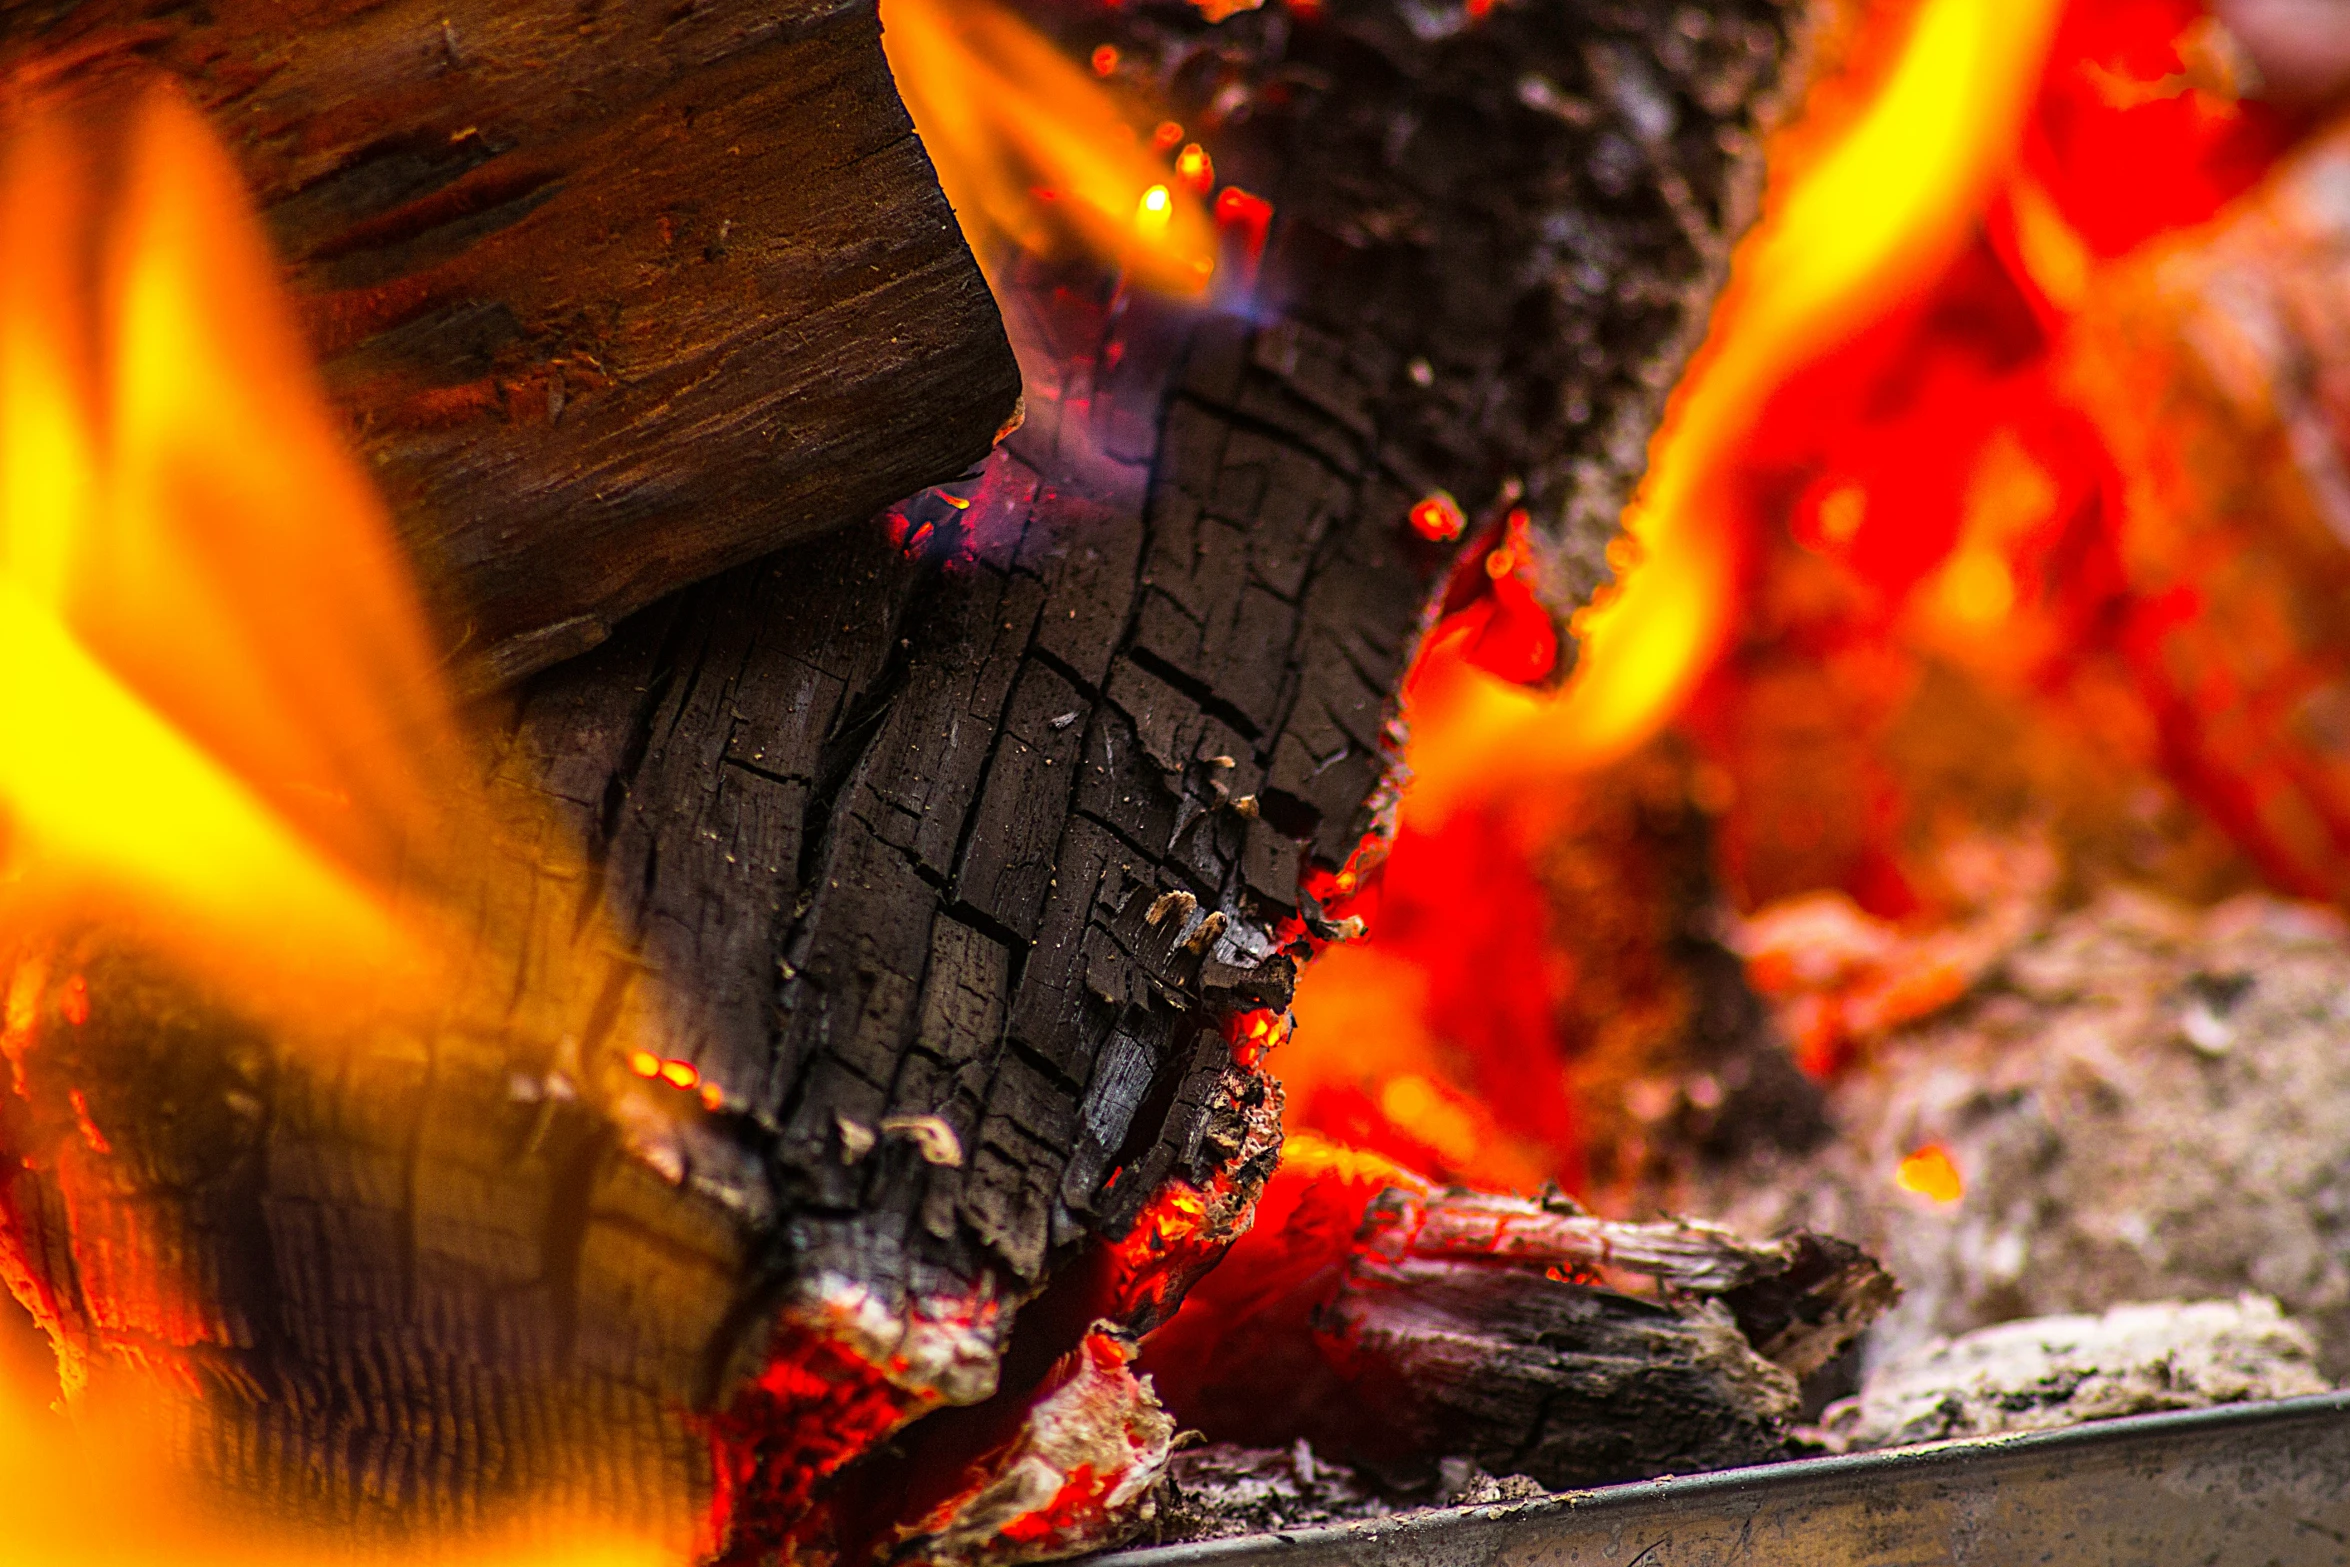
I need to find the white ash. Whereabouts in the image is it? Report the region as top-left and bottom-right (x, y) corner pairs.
(1700, 891), (2350, 1376)
(1819, 1295), (2329, 1450)
(1148, 1442), (1543, 1543)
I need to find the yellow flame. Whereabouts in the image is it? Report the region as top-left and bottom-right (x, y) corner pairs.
(0, 83), (702, 1559)
(0, 87), (470, 1011)
(1405, 0), (2063, 817)
(880, 0), (1219, 293)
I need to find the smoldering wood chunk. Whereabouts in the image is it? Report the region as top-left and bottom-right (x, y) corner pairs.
(1141, 1161), (1892, 1495)
(6, 0), (1020, 687)
(1310, 1187), (1891, 1487)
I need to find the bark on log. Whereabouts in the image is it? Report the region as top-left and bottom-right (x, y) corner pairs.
(0, 0), (1801, 1553)
(1, 0), (1021, 687)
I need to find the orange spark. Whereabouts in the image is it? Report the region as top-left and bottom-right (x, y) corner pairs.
(1895, 1143), (1965, 1204)
(1174, 142), (1214, 194)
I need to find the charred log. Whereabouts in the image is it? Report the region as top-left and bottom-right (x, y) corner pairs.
(1, 0), (1021, 687)
(0, 0), (1805, 1553)
(1139, 1141), (1892, 1492)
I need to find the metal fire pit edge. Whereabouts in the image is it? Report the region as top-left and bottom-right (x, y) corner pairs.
(1097, 1392), (2350, 1566)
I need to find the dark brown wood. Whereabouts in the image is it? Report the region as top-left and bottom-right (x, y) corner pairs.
(1, 0), (1022, 686)
(0, 0), (1802, 1554)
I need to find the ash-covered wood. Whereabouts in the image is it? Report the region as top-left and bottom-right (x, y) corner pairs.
(0, 0), (1802, 1551)
(3, 0), (1020, 687)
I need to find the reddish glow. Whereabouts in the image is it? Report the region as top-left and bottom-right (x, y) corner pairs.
(629, 1050), (663, 1078)
(1226, 1007), (1291, 1070)
(1895, 1143), (1965, 1204)
(880, 0), (1218, 294)
(704, 1314), (961, 1561)
(1212, 186), (1275, 294)
(56, 973), (88, 1027)
(1091, 44), (1118, 75)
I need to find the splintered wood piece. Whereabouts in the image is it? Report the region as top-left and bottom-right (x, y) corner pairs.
(3, 0), (1021, 687)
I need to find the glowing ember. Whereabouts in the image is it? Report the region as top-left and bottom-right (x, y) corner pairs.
(1135, 182), (1174, 240)
(1174, 142), (1214, 195)
(1896, 1143), (1965, 1205)
(1407, 491), (1467, 543)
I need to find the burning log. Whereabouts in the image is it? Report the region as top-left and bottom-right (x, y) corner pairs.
(1138, 1135), (1893, 1491)
(1, 0), (1021, 687)
(0, 0), (1816, 1555)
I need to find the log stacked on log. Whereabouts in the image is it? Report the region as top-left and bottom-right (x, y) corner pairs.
(0, 0), (1807, 1556)
(1, 0), (1020, 687)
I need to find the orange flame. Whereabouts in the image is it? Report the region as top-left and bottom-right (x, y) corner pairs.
(881, 0), (1219, 293)
(0, 82), (700, 1560)
(1403, 0), (2065, 818)
(0, 85), (467, 1016)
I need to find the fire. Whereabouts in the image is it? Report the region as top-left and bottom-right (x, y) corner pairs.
(1403, 0), (2064, 817)
(0, 80), (699, 1559)
(880, 0), (1221, 293)
(0, 87), (467, 1015)
(1287, 0), (2071, 1193)
(1285, 0), (2327, 1208)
